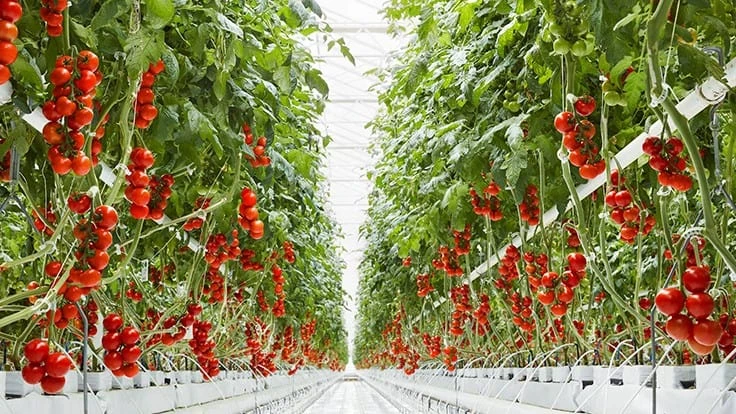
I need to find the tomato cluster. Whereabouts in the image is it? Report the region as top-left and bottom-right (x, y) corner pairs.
(519, 184), (540, 226)
(510, 292), (535, 333)
(134, 60), (165, 129)
(658, 263), (724, 356)
(22, 339), (72, 394)
(239, 248), (264, 271)
(125, 147), (154, 219)
(203, 231), (240, 303)
(469, 181), (503, 220)
(524, 251), (549, 292)
(282, 241), (295, 263)
(145, 173), (174, 220)
(422, 333), (441, 358)
(565, 222), (581, 248)
(0, 1), (20, 84)
(40, 0), (66, 37)
(125, 281), (143, 302)
(271, 264), (286, 317)
(242, 123), (271, 167)
(43, 51), (102, 176)
(535, 253), (586, 317)
(42, 301), (81, 331)
(183, 197), (210, 231)
(47, 205), (117, 302)
(449, 284), (471, 336)
(190, 319), (221, 379)
(642, 136), (693, 192)
(604, 172), (655, 243)
(245, 318), (277, 377)
(32, 205), (57, 236)
(401, 256), (411, 267)
(101, 314), (142, 378)
(442, 345), (458, 372)
(416, 273), (434, 297)
(494, 245), (521, 290)
(557, 96), (606, 180)
(472, 293), (491, 330)
(238, 187), (265, 239)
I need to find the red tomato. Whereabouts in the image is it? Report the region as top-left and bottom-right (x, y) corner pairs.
(665, 314), (693, 341)
(130, 147), (155, 169)
(103, 313), (123, 331)
(0, 21), (18, 41)
(87, 249), (109, 271)
(73, 106), (94, 126)
(550, 303), (568, 316)
(21, 363), (45, 384)
(74, 70), (97, 93)
(24, 339), (50, 363)
(686, 293), (714, 319)
(137, 88), (155, 104)
(44, 352), (72, 378)
(250, 219), (264, 234)
(120, 327), (140, 345)
(44, 261), (62, 278)
(122, 345), (142, 363)
(71, 153), (92, 176)
(149, 60), (165, 74)
(537, 290), (555, 305)
(103, 351), (123, 371)
(614, 190), (632, 207)
(141, 71), (155, 87)
(125, 186), (151, 206)
(122, 363), (139, 378)
(554, 111), (575, 133)
(693, 319), (723, 347)
(40, 375), (66, 394)
(683, 266), (711, 294)
(78, 269), (101, 288)
(102, 332), (121, 351)
(94, 205), (119, 230)
(566, 252), (586, 272)
(575, 120), (596, 139)
(49, 67), (71, 86)
(138, 104), (158, 121)
(688, 337), (715, 356)
(654, 287), (684, 316)
(76, 50), (99, 72)
(42, 122), (64, 145)
(557, 285), (574, 303)
(130, 203), (149, 220)
(574, 95), (596, 117)
(243, 207), (259, 221)
(0, 41), (17, 65)
(0, 2), (23, 23)
(568, 150), (587, 167)
(67, 193), (91, 214)
(92, 228), (113, 250)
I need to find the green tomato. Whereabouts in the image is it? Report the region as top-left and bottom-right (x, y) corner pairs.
(549, 23), (564, 37)
(603, 91), (623, 106)
(505, 101), (521, 113)
(553, 38), (571, 55)
(571, 39), (589, 57)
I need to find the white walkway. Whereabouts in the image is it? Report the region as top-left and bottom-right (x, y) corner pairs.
(302, 379), (401, 414)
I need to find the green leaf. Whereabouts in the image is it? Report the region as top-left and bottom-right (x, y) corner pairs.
(70, 21), (98, 49)
(305, 69), (328, 96)
(216, 13), (244, 38)
(213, 71), (229, 100)
(145, 0), (175, 29)
(10, 52), (43, 92)
(91, 1), (126, 30)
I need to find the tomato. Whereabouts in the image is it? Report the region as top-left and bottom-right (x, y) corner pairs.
(614, 190), (632, 207)
(67, 193), (91, 214)
(44, 352), (72, 378)
(103, 313), (123, 332)
(579, 164), (600, 180)
(45, 261), (62, 278)
(64, 286), (83, 302)
(87, 249), (109, 270)
(562, 131), (580, 151)
(575, 120), (596, 139)
(623, 206), (640, 222)
(137, 88), (155, 104)
(537, 290), (555, 305)
(188, 303), (203, 316)
(243, 206), (259, 221)
(53, 85), (72, 98)
(24, 338), (50, 363)
(78, 269), (101, 288)
(69, 130), (85, 150)
(76, 50), (99, 72)
(126, 169), (150, 187)
(0, 1), (22, 23)
(102, 332), (121, 351)
(149, 60), (165, 74)
(130, 204), (149, 220)
(134, 117), (151, 129)
(241, 189), (257, 207)
(568, 150), (587, 167)
(557, 285), (574, 303)
(43, 122), (64, 145)
(73, 106), (94, 126)
(141, 71), (156, 87)
(71, 153), (92, 176)
(619, 224), (638, 241)
(40, 375), (66, 394)
(253, 145), (265, 156)
(566, 252), (586, 272)
(55, 55), (73, 70)
(50, 153), (72, 175)
(120, 327), (140, 345)
(0, 20), (17, 42)
(148, 208), (164, 220)
(74, 70), (97, 93)
(49, 67), (71, 86)
(94, 205), (118, 230)
(125, 186), (151, 206)
(250, 219), (264, 233)
(654, 287), (684, 316)
(21, 363), (45, 384)
(130, 147), (155, 168)
(75, 92), (95, 108)
(92, 228), (113, 250)
(686, 293), (714, 319)
(138, 104), (158, 121)
(574, 95), (596, 117)
(122, 363), (140, 378)
(103, 351), (123, 371)
(670, 174), (692, 192)
(42, 101), (62, 121)
(554, 111), (575, 133)
(693, 319), (722, 347)
(666, 137), (684, 155)
(665, 314), (693, 341)
(550, 303), (568, 316)
(683, 266), (710, 294)
(122, 345), (142, 363)
(0, 40), (16, 65)
(541, 271), (558, 288)
(257, 136), (267, 146)
(61, 303), (78, 320)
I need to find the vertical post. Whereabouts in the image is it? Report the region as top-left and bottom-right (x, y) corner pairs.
(75, 302), (89, 414)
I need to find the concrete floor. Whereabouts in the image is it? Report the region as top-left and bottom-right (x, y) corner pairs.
(302, 379), (401, 414)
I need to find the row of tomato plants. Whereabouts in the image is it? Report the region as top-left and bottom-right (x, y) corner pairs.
(0, 0), (348, 394)
(355, 0), (736, 374)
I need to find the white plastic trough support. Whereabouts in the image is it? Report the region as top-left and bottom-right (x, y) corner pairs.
(427, 57), (736, 311)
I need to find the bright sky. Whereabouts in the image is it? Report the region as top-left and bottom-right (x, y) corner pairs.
(308, 0), (403, 362)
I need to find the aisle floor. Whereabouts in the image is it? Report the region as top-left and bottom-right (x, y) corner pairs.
(302, 378), (401, 414)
